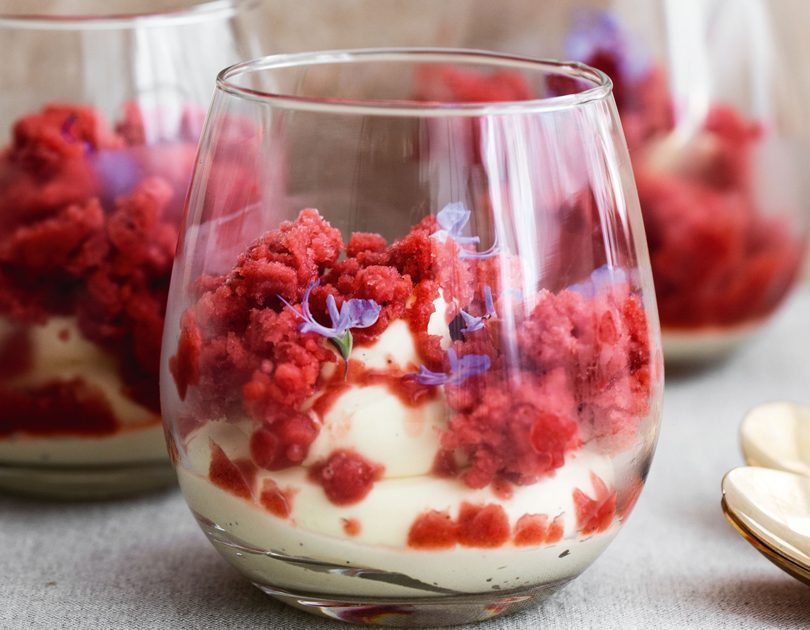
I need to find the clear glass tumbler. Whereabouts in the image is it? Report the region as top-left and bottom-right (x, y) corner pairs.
(0, 0), (261, 498)
(555, 0), (808, 362)
(161, 49), (664, 626)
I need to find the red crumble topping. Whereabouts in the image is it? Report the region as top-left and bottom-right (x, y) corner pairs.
(491, 478), (513, 500)
(573, 472), (617, 536)
(249, 411), (319, 471)
(342, 518), (362, 537)
(0, 379), (119, 437)
(456, 503), (511, 549)
(407, 511), (459, 550)
(0, 102), (216, 435)
(259, 479), (295, 519)
(308, 450), (384, 506)
(209, 442), (255, 500)
(579, 51), (804, 329)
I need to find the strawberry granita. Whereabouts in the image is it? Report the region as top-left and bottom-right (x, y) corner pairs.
(0, 103), (200, 443)
(169, 203), (659, 577)
(563, 11), (805, 336)
(418, 22), (804, 341)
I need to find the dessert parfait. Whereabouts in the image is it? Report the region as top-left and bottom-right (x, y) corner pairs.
(161, 50), (663, 626)
(562, 9), (807, 361)
(0, 103), (200, 493)
(167, 203), (661, 620)
(0, 1), (260, 496)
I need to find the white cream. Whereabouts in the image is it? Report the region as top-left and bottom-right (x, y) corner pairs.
(304, 385), (446, 478)
(0, 316), (166, 465)
(663, 322), (761, 363)
(0, 424), (167, 465)
(179, 444), (616, 596)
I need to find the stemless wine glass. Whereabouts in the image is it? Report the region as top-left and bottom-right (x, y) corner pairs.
(0, 0), (261, 498)
(554, 0), (808, 362)
(161, 49), (664, 627)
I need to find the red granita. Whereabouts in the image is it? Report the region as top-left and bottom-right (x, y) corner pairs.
(209, 442), (255, 499)
(580, 47), (804, 330)
(0, 102), (217, 435)
(456, 503), (511, 548)
(407, 510), (459, 550)
(0, 380), (119, 437)
(249, 411), (319, 471)
(309, 450), (384, 506)
(342, 518), (362, 537)
(573, 472), (617, 535)
(259, 479), (294, 519)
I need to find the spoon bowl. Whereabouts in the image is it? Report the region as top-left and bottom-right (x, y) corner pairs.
(740, 403), (810, 477)
(721, 466), (810, 585)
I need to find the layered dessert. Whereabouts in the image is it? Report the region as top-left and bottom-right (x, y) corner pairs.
(564, 11), (805, 357)
(0, 103), (200, 466)
(168, 204), (659, 596)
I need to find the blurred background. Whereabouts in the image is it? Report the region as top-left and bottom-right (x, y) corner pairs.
(17, 0), (810, 278)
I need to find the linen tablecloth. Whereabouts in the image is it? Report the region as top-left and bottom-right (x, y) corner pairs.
(2, 290), (810, 630)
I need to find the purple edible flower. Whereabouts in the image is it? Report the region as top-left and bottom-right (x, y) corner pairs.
(411, 348), (491, 387)
(279, 279), (381, 374)
(458, 232), (502, 261)
(432, 202), (502, 261)
(281, 279), (380, 338)
(60, 113), (94, 153)
(432, 202), (480, 246)
(565, 9), (650, 81)
(460, 286), (497, 334)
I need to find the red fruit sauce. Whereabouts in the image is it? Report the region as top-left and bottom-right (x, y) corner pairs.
(308, 450), (384, 506)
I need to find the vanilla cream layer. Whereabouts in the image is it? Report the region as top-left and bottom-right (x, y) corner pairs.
(304, 308), (451, 477)
(0, 424), (167, 465)
(662, 321), (761, 364)
(178, 461), (617, 596)
(183, 419), (615, 547)
(0, 316), (166, 465)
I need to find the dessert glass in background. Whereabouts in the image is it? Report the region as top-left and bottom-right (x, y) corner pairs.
(557, 0), (808, 362)
(0, 0), (261, 498)
(161, 49), (664, 626)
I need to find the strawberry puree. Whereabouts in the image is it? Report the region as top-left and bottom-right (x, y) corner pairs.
(172, 208), (655, 545)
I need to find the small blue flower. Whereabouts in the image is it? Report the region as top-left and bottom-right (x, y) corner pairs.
(567, 265), (630, 298)
(458, 232), (502, 261)
(279, 279), (381, 374)
(565, 9), (650, 81)
(433, 202), (480, 246)
(60, 113), (94, 153)
(460, 286), (497, 334)
(281, 279), (380, 338)
(411, 348), (491, 387)
(433, 202), (502, 260)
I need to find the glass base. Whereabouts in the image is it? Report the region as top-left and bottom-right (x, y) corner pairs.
(193, 511), (568, 627)
(0, 460), (176, 499)
(254, 581), (566, 627)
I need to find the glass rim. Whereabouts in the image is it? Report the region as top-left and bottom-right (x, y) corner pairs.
(0, 0), (253, 30)
(216, 48), (614, 117)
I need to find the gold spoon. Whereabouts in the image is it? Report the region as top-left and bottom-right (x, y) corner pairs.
(722, 467), (810, 586)
(740, 402), (810, 477)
